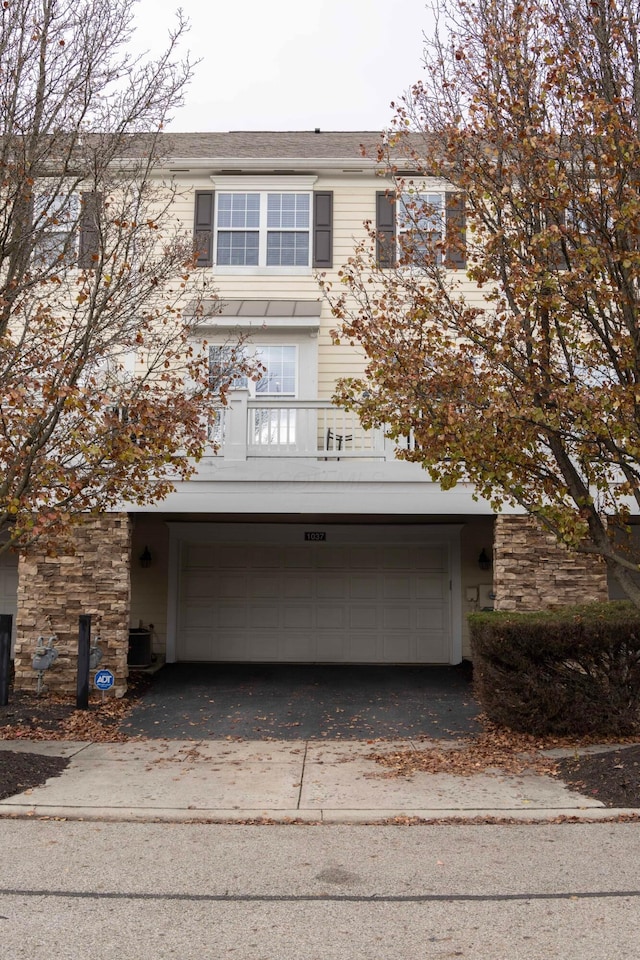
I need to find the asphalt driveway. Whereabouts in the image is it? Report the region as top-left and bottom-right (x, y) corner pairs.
(123, 663), (480, 740)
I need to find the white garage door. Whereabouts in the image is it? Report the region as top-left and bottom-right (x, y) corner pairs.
(176, 525), (455, 664)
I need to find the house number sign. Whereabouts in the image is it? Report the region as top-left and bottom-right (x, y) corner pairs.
(305, 532), (327, 541)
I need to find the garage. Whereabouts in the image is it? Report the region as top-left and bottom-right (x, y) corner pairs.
(172, 524), (461, 664)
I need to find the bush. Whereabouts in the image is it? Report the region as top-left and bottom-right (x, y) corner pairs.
(469, 602), (640, 736)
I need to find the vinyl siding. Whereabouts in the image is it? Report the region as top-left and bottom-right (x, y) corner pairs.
(164, 171), (485, 402)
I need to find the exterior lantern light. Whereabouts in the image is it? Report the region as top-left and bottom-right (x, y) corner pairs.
(139, 546), (152, 569)
(478, 548), (491, 571)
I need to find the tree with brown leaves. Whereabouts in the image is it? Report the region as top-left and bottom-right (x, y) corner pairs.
(0, 0), (240, 556)
(327, 0), (640, 605)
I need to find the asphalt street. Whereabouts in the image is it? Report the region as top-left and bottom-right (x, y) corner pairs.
(1, 820), (639, 959)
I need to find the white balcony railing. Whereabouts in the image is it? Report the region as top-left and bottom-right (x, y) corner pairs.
(212, 391), (415, 461)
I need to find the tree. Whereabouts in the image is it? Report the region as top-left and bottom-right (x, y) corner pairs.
(326, 0), (640, 605)
(0, 0), (241, 556)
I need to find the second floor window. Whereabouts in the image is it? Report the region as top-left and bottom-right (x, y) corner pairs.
(398, 193), (444, 265)
(33, 193), (80, 266)
(216, 192), (311, 267)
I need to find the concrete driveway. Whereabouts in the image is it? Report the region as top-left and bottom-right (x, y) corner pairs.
(122, 663), (481, 740)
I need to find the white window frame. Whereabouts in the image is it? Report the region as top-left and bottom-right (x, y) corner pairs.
(398, 190), (445, 266)
(210, 175), (317, 275)
(209, 343), (299, 398)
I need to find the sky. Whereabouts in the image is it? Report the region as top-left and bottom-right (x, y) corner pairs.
(132, 0), (432, 133)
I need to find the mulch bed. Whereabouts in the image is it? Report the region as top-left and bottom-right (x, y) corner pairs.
(554, 745), (640, 808)
(0, 751), (69, 801)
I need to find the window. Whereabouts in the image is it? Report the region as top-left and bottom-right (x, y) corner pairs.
(32, 191), (101, 269)
(33, 193), (80, 265)
(375, 189), (466, 269)
(209, 344), (297, 395)
(216, 192), (310, 267)
(398, 192), (444, 264)
(254, 345), (297, 395)
(193, 188), (332, 269)
(208, 343), (298, 447)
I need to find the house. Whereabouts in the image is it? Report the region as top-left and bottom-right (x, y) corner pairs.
(8, 131), (610, 696)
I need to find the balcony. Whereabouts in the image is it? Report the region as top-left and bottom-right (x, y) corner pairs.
(213, 390), (412, 462)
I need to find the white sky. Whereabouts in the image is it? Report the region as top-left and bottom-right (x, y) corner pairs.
(133, 0), (431, 132)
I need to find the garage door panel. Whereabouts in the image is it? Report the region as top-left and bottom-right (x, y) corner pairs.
(218, 605), (249, 628)
(283, 606), (313, 629)
(383, 635), (413, 662)
(383, 607), (411, 630)
(416, 576), (446, 600)
(319, 608), (346, 629)
(348, 633), (381, 661)
(248, 605), (280, 629)
(347, 547), (378, 568)
(314, 547), (350, 568)
(350, 577), (378, 600)
(383, 577), (412, 600)
(417, 606), (446, 629)
(253, 577), (281, 598)
(178, 529), (453, 664)
(250, 545), (281, 568)
(184, 572), (214, 598)
(282, 548), (313, 569)
(316, 576), (346, 599)
(184, 601), (213, 630)
(349, 606), (379, 630)
(283, 576), (313, 599)
(281, 634), (316, 660)
(217, 575), (247, 597)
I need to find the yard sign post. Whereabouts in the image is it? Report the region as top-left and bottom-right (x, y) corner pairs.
(77, 614), (91, 710)
(0, 614), (11, 706)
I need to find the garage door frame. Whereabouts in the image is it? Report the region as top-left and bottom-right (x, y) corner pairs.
(166, 522), (462, 664)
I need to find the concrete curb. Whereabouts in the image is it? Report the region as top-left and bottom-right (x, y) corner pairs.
(1, 804), (639, 824)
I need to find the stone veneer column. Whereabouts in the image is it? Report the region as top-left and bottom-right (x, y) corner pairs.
(493, 515), (608, 612)
(13, 513), (132, 697)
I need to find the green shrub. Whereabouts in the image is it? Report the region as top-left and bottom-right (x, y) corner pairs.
(469, 602), (640, 736)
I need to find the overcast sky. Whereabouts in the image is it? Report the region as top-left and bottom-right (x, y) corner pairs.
(133, 0), (432, 132)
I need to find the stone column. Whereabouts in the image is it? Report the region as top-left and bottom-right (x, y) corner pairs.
(493, 515), (608, 612)
(13, 513), (132, 697)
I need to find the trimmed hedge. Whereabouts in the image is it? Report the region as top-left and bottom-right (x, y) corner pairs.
(469, 602), (640, 736)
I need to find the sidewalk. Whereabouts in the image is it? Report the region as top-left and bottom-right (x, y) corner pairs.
(1, 738), (637, 823)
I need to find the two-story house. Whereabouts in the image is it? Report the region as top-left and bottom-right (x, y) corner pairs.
(9, 131), (610, 695)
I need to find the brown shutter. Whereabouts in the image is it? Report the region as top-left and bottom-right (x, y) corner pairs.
(313, 191), (333, 268)
(376, 190), (396, 268)
(445, 192), (466, 269)
(194, 190), (214, 267)
(78, 191), (101, 269)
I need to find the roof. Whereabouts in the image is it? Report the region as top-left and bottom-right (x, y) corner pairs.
(156, 131), (385, 162)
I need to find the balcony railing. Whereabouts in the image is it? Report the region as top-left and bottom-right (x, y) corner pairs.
(212, 391), (414, 461)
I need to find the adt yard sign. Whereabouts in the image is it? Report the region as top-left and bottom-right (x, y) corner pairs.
(94, 669), (114, 691)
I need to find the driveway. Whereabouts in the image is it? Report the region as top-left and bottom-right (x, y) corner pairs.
(123, 663), (480, 740)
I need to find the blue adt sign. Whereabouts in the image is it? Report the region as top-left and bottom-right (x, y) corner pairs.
(94, 669), (115, 691)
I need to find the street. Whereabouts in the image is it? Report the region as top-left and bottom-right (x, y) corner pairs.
(0, 820), (639, 958)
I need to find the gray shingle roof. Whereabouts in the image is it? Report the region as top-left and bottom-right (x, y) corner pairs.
(157, 131), (385, 161)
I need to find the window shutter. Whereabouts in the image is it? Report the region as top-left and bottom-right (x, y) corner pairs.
(445, 192), (466, 269)
(78, 191), (101, 269)
(194, 191), (214, 267)
(312, 191), (333, 268)
(376, 191), (396, 268)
